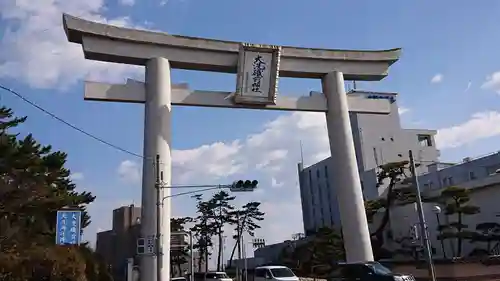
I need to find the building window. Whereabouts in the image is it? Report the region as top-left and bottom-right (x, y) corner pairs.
(442, 177), (448, 186)
(309, 170), (314, 205)
(316, 170), (320, 178)
(418, 134), (433, 147)
(429, 181), (434, 189)
(324, 166), (329, 178)
(469, 171), (476, 180)
(329, 204), (334, 224)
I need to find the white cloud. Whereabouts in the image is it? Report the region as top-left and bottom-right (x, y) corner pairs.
(259, 198), (303, 243)
(120, 0), (135, 6)
(111, 109), (500, 244)
(117, 160), (141, 183)
(435, 111), (500, 149)
(116, 112), (328, 243)
(271, 177), (284, 188)
(465, 81), (472, 92)
(0, 0), (143, 89)
(398, 107), (410, 115)
(160, 0), (168, 6)
(431, 73), (443, 83)
(481, 72), (500, 94)
(70, 172), (84, 181)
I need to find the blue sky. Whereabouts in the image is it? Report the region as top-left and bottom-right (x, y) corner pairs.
(2, 0), (500, 263)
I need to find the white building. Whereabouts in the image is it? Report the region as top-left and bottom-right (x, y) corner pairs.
(382, 157), (500, 258)
(298, 90), (440, 235)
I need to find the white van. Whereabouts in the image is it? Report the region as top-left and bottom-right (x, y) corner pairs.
(253, 266), (299, 281)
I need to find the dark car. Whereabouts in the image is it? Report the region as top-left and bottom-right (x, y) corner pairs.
(330, 262), (415, 281)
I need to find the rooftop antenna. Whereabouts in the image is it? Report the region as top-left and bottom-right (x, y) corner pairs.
(353, 80), (357, 90)
(299, 140), (304, 166)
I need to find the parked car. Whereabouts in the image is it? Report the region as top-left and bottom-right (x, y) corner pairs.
(330, 262), (415, 281)
(193, 272), (233, 281)
(250, 265), (299, 281)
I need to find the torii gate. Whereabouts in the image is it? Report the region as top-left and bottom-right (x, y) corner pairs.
(63, 14), (401, 281)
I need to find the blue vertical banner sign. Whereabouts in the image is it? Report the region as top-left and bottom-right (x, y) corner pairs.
(56, 210), (82, 245)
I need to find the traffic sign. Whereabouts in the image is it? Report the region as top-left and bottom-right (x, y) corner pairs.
(56, 210), (82, 245)
(137, 236), (156, 255)
(171, 232), (188, 248)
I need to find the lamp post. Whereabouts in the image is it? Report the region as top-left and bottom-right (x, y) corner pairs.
(432, 205), (447, 259)
(408, 150), (436, 281)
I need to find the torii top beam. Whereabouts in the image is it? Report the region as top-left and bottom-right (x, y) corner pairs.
(62, 14), (401, 81)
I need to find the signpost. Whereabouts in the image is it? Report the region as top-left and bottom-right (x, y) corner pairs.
(56, 210), (82, 245)
(234, 43), (281, 105)
(366, 94), (396, 103)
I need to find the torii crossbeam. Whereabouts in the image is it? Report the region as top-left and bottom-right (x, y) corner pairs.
(63, 13), (401, 281)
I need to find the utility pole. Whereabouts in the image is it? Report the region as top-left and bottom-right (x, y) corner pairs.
(242, 234), (247, 281)
(155, 154), (163, 281)
(236, 212), (241, 281)
(408, 150), (436, 281)
(189, 232), (194, 281)
(221, 235), (227, 271)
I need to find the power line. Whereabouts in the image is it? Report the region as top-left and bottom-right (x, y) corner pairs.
(0, 84), (145, 160)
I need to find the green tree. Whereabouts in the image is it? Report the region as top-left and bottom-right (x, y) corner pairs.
(79, 244), (115, 281)
(277, 227), (344, 277)
(433, 186), (480, 257)
(171, 217), (192, 277)
(228, 202), (265, 266)
(364, 161), (417, 258)
(309, 227), (345, 273)
(191, 194), (217, 272)
(0, 106), (109, 281)
(209, 191), (235, 271)
(471, 222), (500, 255)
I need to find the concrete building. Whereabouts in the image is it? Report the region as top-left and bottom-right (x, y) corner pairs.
(96, 205), (142, 281)
(229, 257), (266, 270)
(96, 205), (203, 281)
(252, 237), (313, 265)
(387, 152), (500, 258)
(298, 90), (440, 234)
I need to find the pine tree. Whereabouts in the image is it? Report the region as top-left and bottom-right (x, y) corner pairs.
(228, 201), (265, 266)
(171, 217), (192, 277)
(434, 186), (480, 257)
(209, 191), (235, 271)
(0, 106), (109, 281)
(191, 194), (217, 272)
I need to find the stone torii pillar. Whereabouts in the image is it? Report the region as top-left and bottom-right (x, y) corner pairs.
(63, 13), (401, 280)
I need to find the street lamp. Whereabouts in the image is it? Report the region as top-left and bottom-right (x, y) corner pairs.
(432, 205), (447, 259)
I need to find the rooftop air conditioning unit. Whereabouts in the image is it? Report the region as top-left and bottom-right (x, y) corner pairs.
(463, 157), (472, 162)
